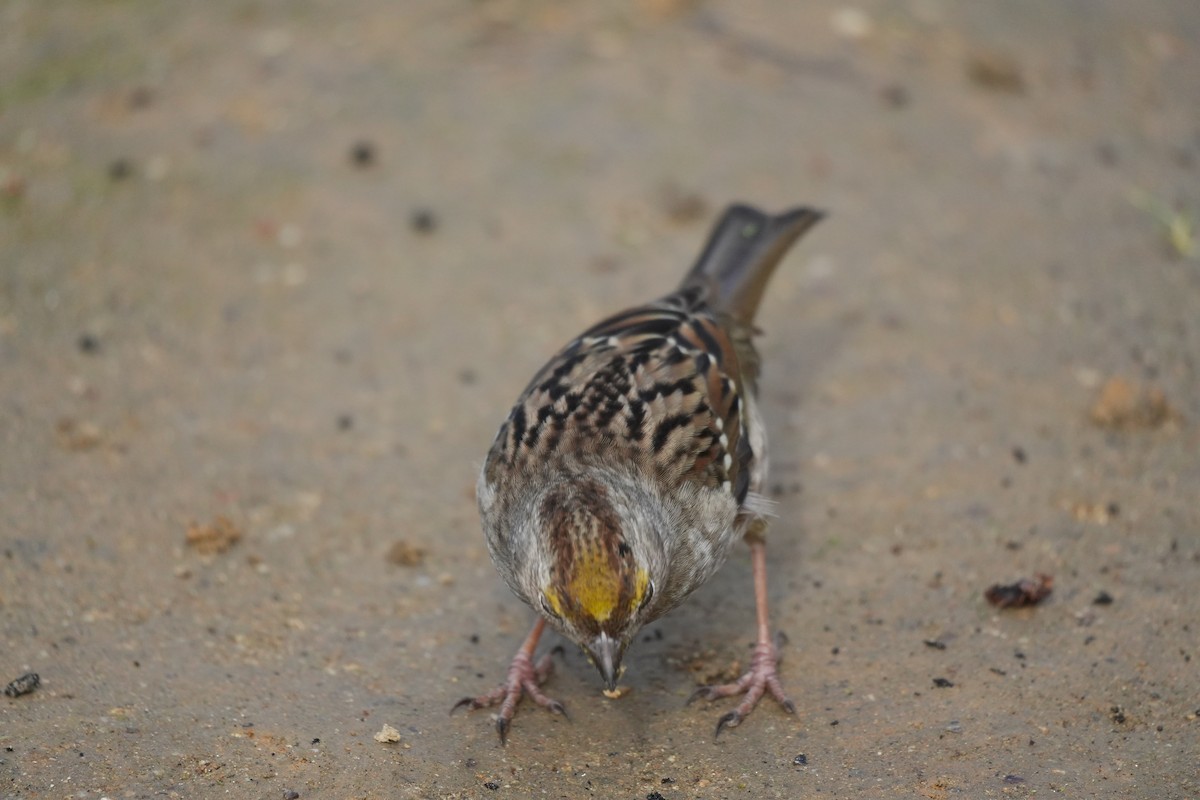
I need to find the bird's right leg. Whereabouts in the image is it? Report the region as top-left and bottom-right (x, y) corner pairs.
(687, 535), (796, 737)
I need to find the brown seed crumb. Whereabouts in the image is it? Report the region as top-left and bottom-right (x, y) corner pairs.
(985, 573), (1054, 608)
(55, 418), (104, 451)
(185, 516), (242, 555)
(386, 540), (426, 567)
(1071, 501), (1115, 525)
(966, 50), (1026, 93)
(1089, 376), (1179, 430)
(659, 183), (709, 225)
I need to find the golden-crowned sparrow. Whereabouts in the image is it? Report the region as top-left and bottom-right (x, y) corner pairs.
(455, 203), (824, 742)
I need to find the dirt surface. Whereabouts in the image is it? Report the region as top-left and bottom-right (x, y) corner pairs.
(2, 2), (1199, 798)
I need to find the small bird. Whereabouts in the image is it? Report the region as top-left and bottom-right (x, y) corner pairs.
(455, 203), (824, 742)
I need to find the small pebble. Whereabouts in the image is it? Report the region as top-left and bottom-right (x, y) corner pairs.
(108, 159), (133, 181)
(410, 208), (438, 234)
(337, 414), (354, 431)
(373, 723), (402, 743)
(923, 639), (946, 650)
(483, 781), (500, 791)
(78, 333), (100, 354)
(1093, 591), (1114, 605)
(966, 50), (1026, 93)
(933, 677), (954, 688)
(4, 672), (40, 698)
(283, 791), (300, 800)
(880, 84), (910, 108)
(350, 140), (376, 167)
(792, 754), (808, 766)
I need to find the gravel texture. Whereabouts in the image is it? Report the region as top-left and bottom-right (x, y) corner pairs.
(2, 2), (1198, 797)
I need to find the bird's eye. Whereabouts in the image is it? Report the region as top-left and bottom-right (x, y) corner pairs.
(539, 592), (560, 619)
(639, 580), (655, 611)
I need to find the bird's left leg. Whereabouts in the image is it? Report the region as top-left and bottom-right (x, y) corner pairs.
(688, 527), (795, 737)
(451, 617), (566, 744)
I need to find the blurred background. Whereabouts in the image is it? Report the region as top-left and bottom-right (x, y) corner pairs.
(1, 1), (1197, 797)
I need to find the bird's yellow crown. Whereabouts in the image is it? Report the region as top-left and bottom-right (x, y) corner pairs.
(545, 545), (648, 624)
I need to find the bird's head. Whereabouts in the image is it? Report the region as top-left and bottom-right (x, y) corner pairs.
(531, 478), (661, 691)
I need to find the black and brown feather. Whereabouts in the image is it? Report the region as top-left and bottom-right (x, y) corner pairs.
(484, 285), (752, 506)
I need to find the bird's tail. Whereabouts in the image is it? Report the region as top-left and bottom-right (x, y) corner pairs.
(679, 204), (824, 324)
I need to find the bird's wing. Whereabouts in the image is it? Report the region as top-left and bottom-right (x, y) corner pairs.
(483, 287), (757, 505)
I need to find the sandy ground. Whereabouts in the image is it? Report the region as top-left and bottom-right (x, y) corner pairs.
(2, 1), (1199, 798)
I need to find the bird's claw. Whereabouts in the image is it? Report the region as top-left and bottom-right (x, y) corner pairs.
(452, 649), (565, 745)
(495, 715), (510, 745)
(451, 696), (483, 714)
(688, 635), (796, 738)
(715, 709), (743, 737)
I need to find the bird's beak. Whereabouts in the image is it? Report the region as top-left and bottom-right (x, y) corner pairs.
(587, 633), (623, 692)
